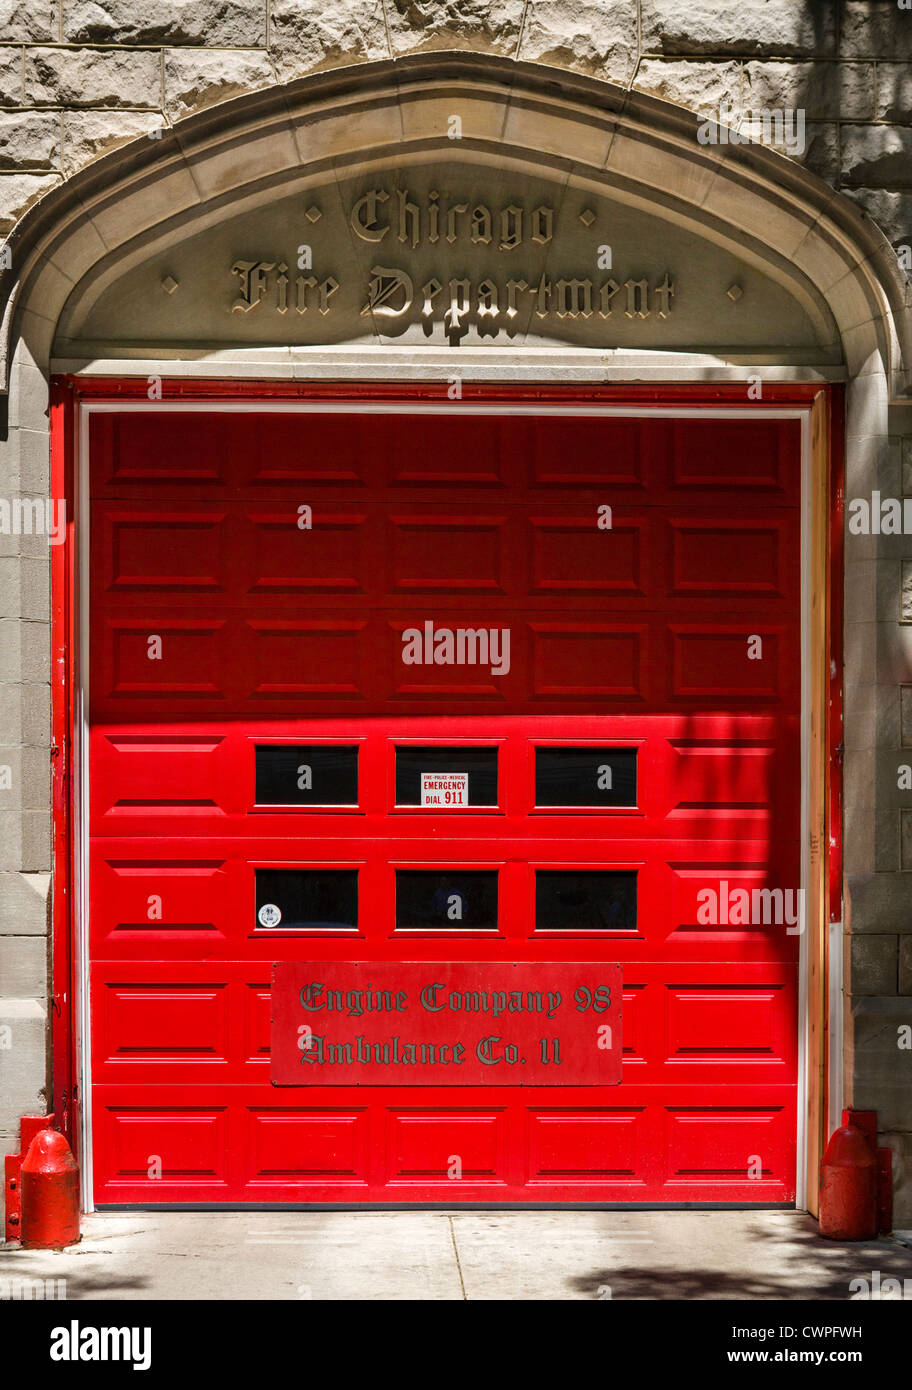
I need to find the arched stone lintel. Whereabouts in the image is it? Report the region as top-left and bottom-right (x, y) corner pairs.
(2, 52), (909, 399)
(49, 140), (839, 355)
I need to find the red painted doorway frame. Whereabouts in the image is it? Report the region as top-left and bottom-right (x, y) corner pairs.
(48, 376), (844, 1210)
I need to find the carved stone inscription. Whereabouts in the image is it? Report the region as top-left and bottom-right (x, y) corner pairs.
(55, 161), (833, 353)
(229, 181), (675, 342)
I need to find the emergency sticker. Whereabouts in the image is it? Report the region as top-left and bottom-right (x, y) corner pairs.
(420, 772), (468, 807)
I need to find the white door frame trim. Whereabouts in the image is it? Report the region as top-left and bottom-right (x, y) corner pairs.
(74, 394), (818, 1213)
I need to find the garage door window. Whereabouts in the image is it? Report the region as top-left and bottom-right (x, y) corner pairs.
(395, 869), (499, 930)
(255, 745), (359, 807)
(535, 870), (637, 932)
(255, 868), (358, 930)
(394, 745), (499, 807)
(534, 747), (637, 808)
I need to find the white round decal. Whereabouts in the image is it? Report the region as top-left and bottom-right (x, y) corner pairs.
(258, 903), (282, 928)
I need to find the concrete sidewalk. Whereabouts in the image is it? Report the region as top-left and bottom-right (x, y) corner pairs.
(3, 1210), (912, 1300)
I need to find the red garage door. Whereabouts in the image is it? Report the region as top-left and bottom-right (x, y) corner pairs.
(87, 403), (801, 1204)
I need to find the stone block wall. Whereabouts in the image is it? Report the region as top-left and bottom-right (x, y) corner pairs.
(1, 0), (911, 1220)
(0, 2), (906, 243)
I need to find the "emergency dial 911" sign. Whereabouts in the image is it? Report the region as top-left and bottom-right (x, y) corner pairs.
(270, 961), (622, 1086)
(420, 772), (468, 806)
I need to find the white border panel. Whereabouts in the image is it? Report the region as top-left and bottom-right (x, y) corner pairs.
(74, 395), (818, 1212)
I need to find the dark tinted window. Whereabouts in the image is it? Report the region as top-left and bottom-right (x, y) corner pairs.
(535, 747), (637, 807)
(255, 869), (358, 930)
(255, 745), (358, 805)
(395, 746), (498, 806)
(395, 870), (498, 930)
(535, 870), (637, 930)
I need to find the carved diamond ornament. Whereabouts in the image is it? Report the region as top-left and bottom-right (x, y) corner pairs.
(305, 205), (322, 223)
(726, 283), (743, 302)
(161, 275), (179, 295)
(578, 209), (596, 227)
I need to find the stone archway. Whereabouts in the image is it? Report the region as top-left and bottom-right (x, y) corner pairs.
(1, 53), (907, 391)
(3, 51), (911, 1217)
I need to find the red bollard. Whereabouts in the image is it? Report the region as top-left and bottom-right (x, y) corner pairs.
(19, 1128), (80, 1249)
(5, 1114), (56, 1243)
(819, 1118), (877, 1240)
